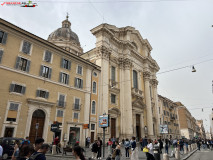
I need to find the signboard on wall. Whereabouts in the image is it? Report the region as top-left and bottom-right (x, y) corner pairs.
(160, 125), (168, 134)
(99, 115), (109, 128)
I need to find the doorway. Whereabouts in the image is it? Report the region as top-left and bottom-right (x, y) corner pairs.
(4, 127), (14, 137)
(69, 127), (80, 147)
(136, 114), (141, 141)
(29, 109), (45, 144)
(111, 118), (116, 138)
(91, 132), (94, 143)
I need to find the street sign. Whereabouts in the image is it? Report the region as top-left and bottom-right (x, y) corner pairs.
(51, 123), (59, 132)
(99, 115), (109, 128)
(83, 124), (89, 129)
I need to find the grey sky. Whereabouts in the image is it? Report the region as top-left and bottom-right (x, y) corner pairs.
(1, 0), (213, 132)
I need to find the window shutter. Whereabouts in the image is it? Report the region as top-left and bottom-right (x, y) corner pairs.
(59, 95), (65, 102)
(40, 65), (43, 76)
(66, 74), (69, 85)
(14, 104), (19, 111)
(61, 58), (64, 68)
(0, 50), (3, 63)
(45, 92), (49, 99)
(36, 90), (40, 97)
(21, 86), (26, 94)
(68, 61), (71, 70)
(48, 68), (52, 79)
(81, 79), (83, 89)
(59, 72), (62, 82)
(2, 32), (8, 44)
(45, 51), (52, 62)
(15, 57), (21, 69)
(75, 98), (80, 105)
(74, 78), (77, 87)
(9, 84), (15, 92)
(10, 103), (15, 110)
(26, 60), (31, 72)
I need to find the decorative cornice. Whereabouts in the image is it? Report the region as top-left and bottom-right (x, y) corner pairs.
(95, 45), (111, 60)
(27, 98), (55, 107)
(143, 71), (151, 81)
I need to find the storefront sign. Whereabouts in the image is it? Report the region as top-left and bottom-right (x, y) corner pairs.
(83, 124), (89, 129)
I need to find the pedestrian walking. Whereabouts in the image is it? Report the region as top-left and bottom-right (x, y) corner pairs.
(34, 138), (45, 152)
(140, 138), (143, 151)
(17, 144), (34, 160)
(165, 139), (169, 154)
(112, 141), (121, 160)
(54, 136), (61, 154)
(0, 142), (3, 160)
(142, 136), (148, 150)
(130, 136), (138, 160)
(73, 146), (86, 160)
(124, 138), (130, 158)
(97, 137), (102, 159)
(91, 140), (98, 159)
(108, 138), (113, 155)
(146, 139), (155, 160)
(30, 144), (49, 160)
(158, 138), (163, 154)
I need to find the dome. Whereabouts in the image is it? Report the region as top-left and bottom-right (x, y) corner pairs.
(48, 16), (80, 46)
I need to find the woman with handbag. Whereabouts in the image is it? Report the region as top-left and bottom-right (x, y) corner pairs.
(112, 141), (121, 160)
(146, 139), (155, 160)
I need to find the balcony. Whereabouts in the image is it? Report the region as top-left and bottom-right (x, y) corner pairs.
(109, 79), (120, 93)
(131, 88), (143, 98)
(169, 106), (174, 110)
(57, 100), (66, 108)
(73, 103), (81, 111)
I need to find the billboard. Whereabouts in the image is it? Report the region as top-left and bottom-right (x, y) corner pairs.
(99, 115), (109, 128)
(160, 125), (168, 134)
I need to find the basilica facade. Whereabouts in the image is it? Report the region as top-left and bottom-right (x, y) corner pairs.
(82, 24), (160, 139)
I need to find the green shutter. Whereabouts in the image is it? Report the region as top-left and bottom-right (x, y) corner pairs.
(66, 74), (69, 85)
(15, 57), (21, 69)
(36, 90), (40, 97)
(61, 58), (64, 68)
(48, 68), (52, 79)
(2, 32), (8, 44)
(21, 86), (26, 94)
(68, 61), (71, 70)
(0, 50), (3, 63)
(46, 92), (49, 99)
(26, 60), (31, 72)
(9, 84), (15, 92)
(59, 72), (62, 82)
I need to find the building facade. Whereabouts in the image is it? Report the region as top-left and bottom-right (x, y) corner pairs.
(158, 95), (181, 139)
(196, 120), (206, 139)
(210, 110), (213, 137)
(176, 102), (198, 139)
(82, 24), (160, 139)
(0, 18), (100, 146)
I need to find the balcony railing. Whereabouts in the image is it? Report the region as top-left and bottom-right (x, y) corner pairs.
(73, 103), (81, 111)
(57, 100), (66, 108)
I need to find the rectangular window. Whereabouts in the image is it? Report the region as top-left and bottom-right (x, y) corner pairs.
(91, 124), (95, 130)
(74, 78), (83, 89)
(163, 110), (166, 115)
(15, 57), (31, 72)
(40, 65), (52, 79)
(111, 66), (116, 81)
(57, 110), (63, 117)
(133, 70), (138, 89)
(92, 82), (97, 94)
(61, 58), (71, 70)
(44, 50), (52, 62)
(111, 94), (116, 104)
(0, 50), (4, 64)
(159, 107), (160, 114)
(58, 94), (65, 107)
(6, 103), (19, 122)
(0, 30), (8, 44)
(36, 90), (49, 99)
(59, 72), (69, 85)
(77, 65), (83, 75)
(74, 113), (79, 119)
(9, 84), (26, 94)
(160, 118), (161, 125)
(74, 98), (80, 110)
(21, 41), (31, 54)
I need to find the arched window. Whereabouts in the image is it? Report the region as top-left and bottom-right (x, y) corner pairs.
(133, 70), (138, 89)
(91, 101), (96, 114)
(92, 81), (96, 94)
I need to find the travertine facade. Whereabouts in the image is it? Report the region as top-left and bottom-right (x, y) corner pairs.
(82, 24), (160, 139)
(0, 18), (100, 146)
(158, 95), (181, 139)
(196, 120), (206, 139)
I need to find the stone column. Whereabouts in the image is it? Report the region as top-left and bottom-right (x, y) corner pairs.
(121, 58), (133, 138)
(143, 71), (154, 137)
(152, 79), (160, 137)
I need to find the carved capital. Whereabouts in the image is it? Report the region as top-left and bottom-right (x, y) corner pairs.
(118, 58), (132, 69)
(151, 79), (158, 87)
(95, 45), (111, 60)
(143, 71), (151, 81)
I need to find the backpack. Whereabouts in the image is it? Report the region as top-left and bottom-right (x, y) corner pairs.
(29, 153), (43, 160)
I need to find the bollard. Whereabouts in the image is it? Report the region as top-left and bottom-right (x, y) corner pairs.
(175, 147), (180, 160)
(52, 145), (57, 155)
(153, 144), (161, 160)
(163, 153), (169, 160)
(188, 145), (191, 152)
(184, 145), (187, 154)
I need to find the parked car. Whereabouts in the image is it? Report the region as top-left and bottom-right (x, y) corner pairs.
(0, 137), (24, 159)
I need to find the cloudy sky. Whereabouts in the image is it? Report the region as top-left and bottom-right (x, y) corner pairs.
(1, 0), (213, 132)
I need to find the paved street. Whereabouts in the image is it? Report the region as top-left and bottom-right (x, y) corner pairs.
(46, 144), (186, 160)
(188, 148), (213, 160)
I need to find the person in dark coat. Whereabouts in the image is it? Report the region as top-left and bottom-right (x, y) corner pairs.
(97, 137), (102, 159)
(142, 137), (148, 149)
(92, 140), (98, 159)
